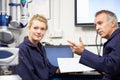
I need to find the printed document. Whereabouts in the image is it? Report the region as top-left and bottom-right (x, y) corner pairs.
(57, 58), (94, 73)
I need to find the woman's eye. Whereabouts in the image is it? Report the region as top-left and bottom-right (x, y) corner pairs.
(41, 28), (46, 31)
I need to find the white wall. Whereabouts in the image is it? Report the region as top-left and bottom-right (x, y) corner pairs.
(12, 0), (106, 55)
(20, 0), (96, 44)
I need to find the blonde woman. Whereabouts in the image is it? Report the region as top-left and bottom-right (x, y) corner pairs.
(12, 14), (59, 80)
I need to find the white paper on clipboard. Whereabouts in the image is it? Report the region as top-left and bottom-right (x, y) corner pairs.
(57, 58), (94, 73)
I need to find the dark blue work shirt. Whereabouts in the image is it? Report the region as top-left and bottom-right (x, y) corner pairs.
(12, 37), (57, 80)
(80, 28), (120, 80)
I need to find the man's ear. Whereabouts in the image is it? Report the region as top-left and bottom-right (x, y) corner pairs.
(111, 20), (116, 27)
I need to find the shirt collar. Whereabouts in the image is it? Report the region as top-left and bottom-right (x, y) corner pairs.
(108, 28), (120, 40)
(24, 36), (42, 48)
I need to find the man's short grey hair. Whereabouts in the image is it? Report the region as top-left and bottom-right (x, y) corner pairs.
(95, 10), (118, 27)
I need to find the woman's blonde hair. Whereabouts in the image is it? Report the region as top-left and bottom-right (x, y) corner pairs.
(28, 14), (48, 30)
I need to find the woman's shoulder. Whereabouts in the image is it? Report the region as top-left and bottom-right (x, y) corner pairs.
(18, 42), (26, 48)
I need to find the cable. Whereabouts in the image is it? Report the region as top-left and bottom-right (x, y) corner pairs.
(95, 32), (102, 56)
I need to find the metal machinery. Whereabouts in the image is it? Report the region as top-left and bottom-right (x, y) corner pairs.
(0, 0), (32, 80)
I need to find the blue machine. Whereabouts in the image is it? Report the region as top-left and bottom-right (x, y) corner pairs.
(0, 0), (32, 80)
